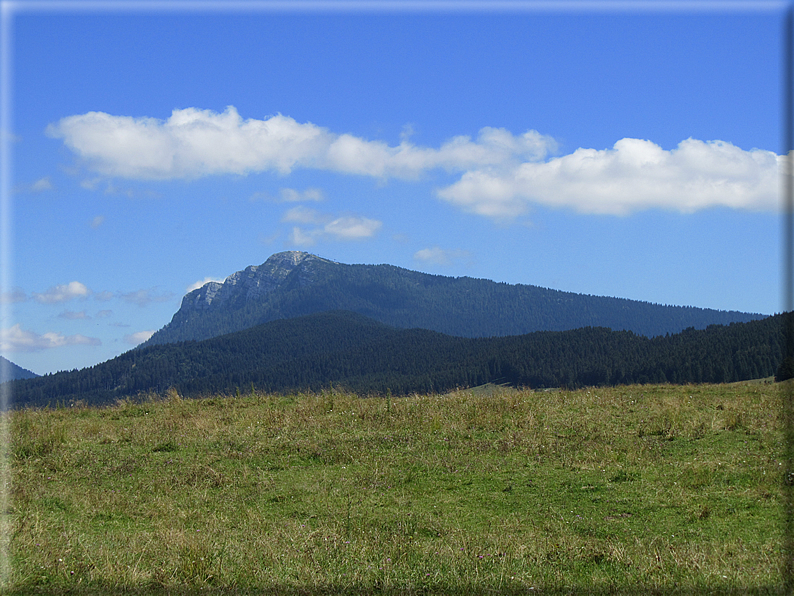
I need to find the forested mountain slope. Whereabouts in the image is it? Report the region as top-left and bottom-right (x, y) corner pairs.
(11, 311), (786, 409)
(0, 356), (38, 382)
(143, 251), (764, 347)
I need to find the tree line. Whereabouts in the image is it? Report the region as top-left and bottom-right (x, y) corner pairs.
(8, 310), (789, 409)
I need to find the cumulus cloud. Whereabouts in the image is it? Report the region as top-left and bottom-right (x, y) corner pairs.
(124, 330), (155, 346)
(47, 106), (783, 216)
(1, 324), (100, 352)
(437, 138), (782, 217)
(324, 216), (382, 240)
(284, 207), (382, 247)
(32, 281), (90, 304)
(47, 107), (333, 179)
(414, 247), (471, 266)
(46, 106), (556, 181)
(186, 277), (225, 293)
(288, 217), (382, 247)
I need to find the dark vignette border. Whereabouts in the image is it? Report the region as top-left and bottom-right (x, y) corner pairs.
(0, 2), (791, 594)
(783, 4), (793, 594)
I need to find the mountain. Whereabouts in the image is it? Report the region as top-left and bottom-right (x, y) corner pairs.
(0, 356), (38, 382)
(144, 251), (765, 347)
(10, 310), (786, 409)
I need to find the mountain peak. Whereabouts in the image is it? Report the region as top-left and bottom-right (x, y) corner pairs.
(264, 251), (314, 268)
(143, 251), (765, 349)
(176, 251), (336, 315)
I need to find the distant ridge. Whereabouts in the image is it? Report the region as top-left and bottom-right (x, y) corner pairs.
(1, 356), (38, 382)
(143, 251), (765, 347)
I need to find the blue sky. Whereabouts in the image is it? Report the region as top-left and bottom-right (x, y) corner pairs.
(1, 1), (789, 376)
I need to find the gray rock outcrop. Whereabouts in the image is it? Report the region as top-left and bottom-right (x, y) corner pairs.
(180, 251), (334, 313)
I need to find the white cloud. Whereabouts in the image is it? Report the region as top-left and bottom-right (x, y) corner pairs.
(47, 107), (333, 179)
(186, 277), (225, 293)
(13, 176), (54, 194)
(400, 123), (416, 143)
(437, 138), (782, 217)
(324, 216), (382, 240)
(32, 281), (90, 304)
(119, 289), (174, 307)
(90, 215), (105, 229)
(0, 287), (27, 304)
(102, 182), (135, 198)
(289, 226), (320, 248)
(281, 205), (328, 225)
(124, 330), (155, 346)
(283, 207), (382, 246)
(414, 247), (471, 266)
(1, 324), (101, 352)
(96, 309), (113, 318)
(288, 217), (382, 247)
(31, 177), (54, 192)
(81, 177), (102, 190)
(58, 310), (90, 320)
(48, 106), (783, 216)
(94, 291), (114, 302)
(1, 129), (21, 143)
(279, 187), (324, 202)
(47, 106), (557, 181)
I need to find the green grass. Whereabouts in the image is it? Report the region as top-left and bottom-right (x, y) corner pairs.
(4, 382), (786, 594)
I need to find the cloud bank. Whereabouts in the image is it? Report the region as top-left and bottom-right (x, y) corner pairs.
(47, 106), (555, 180)
(48, 106), (783, 216)
(438, 138), (783, 217)
(1, 324), (101, 352)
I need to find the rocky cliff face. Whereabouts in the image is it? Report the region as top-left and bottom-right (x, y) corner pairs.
(179, 251), (335, 313)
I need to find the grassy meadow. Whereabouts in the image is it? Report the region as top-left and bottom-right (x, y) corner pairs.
(4, 382), (786, 594)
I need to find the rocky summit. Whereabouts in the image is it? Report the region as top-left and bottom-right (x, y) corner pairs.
(182, 252), (335, 313)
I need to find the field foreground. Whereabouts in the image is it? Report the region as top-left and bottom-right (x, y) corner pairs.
(5, 382), (786, 594)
